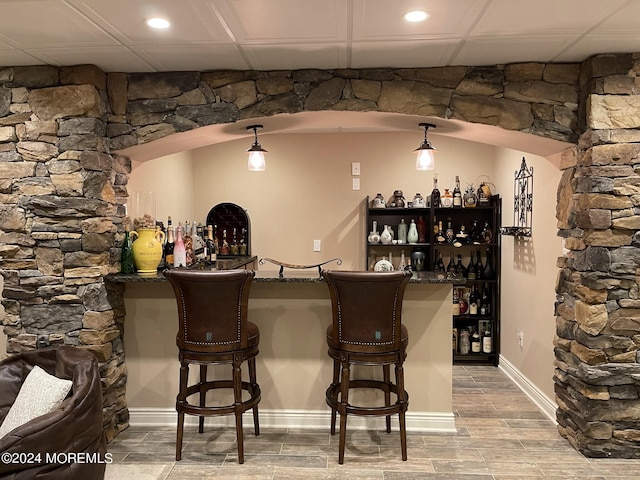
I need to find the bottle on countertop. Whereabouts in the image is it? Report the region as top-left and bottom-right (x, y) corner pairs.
(206, 225), (217, 264)
(220, 229), (230, 255)
(183, 221), (193, 266)
(230, 227), (239, 255)
(431, 173), (441, 208)
(453, 175), (462, 208)
(164, 224), (175, 268)
(173, 224), (187, 267)
(239, 228), (248, 256)
(120, 221), (135, 274)
(192, 222), (206, 263)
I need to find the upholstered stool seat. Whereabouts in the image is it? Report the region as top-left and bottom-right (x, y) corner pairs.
(163, 268), (260, 464)
(322, 269), (412, 464)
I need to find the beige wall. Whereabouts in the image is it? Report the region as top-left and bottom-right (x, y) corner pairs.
(494, 148), (563, 400)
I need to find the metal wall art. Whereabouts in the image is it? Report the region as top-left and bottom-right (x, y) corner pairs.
(500, 157), (533, 237)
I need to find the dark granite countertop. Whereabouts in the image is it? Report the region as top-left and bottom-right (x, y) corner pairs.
(105, 268), (466, 284)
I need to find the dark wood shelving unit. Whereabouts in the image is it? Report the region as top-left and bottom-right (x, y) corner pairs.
(365, 195), (501, 367)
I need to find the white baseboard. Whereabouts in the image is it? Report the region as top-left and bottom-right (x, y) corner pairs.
(498, 354), (558, 423)
(129, 408), (457, 433)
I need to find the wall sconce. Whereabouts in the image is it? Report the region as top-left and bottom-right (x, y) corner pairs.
(246, 125), (267, 171)
(414, 122), (436, 171)
(500, 157), (533, 237)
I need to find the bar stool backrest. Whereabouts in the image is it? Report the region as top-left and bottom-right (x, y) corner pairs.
(163, 269), (255, 353)
(322, 270), (411, 353)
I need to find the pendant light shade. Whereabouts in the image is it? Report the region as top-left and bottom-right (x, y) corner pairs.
(246, 125), (267, 171)
(414, 122), (436, 171)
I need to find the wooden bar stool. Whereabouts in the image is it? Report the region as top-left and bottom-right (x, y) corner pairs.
(163, 268), (260, 464)
(322, 269), (412, 464)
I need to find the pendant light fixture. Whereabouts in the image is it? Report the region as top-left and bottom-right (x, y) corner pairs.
(246, 125), (267, 171)
(414, 122), (436, 171)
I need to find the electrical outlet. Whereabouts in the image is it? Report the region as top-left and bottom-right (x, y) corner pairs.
(313, 239), (321, 252)
(352, 178), (360, 190)
(351, 162), (361, 175)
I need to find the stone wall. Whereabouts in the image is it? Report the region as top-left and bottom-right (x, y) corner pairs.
(3, 57), (638, 451)
(555, 53), (640, 457)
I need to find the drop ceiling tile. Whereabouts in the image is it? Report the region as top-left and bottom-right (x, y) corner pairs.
(351, 40), (459, 69)
(453, 36), (577, 66)
(219, 0), (348, 42)
(555, 34), (640, 63)
(0, 49), (48, 67)
(24, 47), (155, 73)
(69, 0), (233, 44)
(591, 1), (640, 33)
(132, 44), (250, 71)
(470, 0), (629, 36)
(0, 0), (117, 48)
(352, 0), (486, 40)
(241, 44), (347, 70)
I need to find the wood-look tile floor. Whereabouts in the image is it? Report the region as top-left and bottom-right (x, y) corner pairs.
(105, 366), (639, 479)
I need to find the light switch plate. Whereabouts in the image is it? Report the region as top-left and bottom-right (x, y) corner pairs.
(313, 240), (321, 252)
(352, 178), (360, 190)
(351, 162), (361, 175)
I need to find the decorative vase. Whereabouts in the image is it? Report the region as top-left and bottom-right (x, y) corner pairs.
(397, 219), (408, 243)
(368, 220), (381, 244)
(407, 219), (419, 243)
(131, 228), (166, 274)
(380, 225), (393, 245)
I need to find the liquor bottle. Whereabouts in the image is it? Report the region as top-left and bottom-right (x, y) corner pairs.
(478, 182), (490, 206)
(459, 329), (470, 355)
(464, 184), (477, 208)
(480, 284), (491, 315)
(441, 188), (453, 208)
(483, 248), (495, 279)
(445, 219), (454, 244)
(431, 173), (441, 208)
(482, 326), (493, 353)
(481, 220), (493, 244)
(455, 254), (467, 277)
(466, 252), (476, 280)
(183, 221), (193, 266)
(206, 225), (217, 264)
(230, 227), (239, 255)
(469, 285), (478, 315)
(220, 229), (230, 255)
(173, 224), (187, 267)
(453, 175), (462, 208)
(452, 288), (460, 315)
(120, 222), (135, 274)
(471, 328), (481, 353)
(469, 220), (481, 244)
(447, 253), (456, 276)
(458, 289), (468, 314)
(436, 250), (445, 272)
(417, 216), (427, 243)
(434, 220), (445, 243)
(238, 228), (247, 255)
(164, 224), (175, 268)
(192, 222), (206, 263)
(397, 219), (408, 244)
(455, 225), (468, 246)
(475, 250), (484, 280)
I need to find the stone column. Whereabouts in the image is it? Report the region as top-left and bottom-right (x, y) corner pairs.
(0, 65), (130, 441)
(555, 53), (640, 457)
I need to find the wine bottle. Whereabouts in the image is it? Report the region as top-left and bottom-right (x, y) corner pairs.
(480, 284), (491, 315)
(436, 251), (445, 272)
(482, 326), (493, 353)
(435, 220), (445, 243)
(447, 253), (456, 276)
(483, 248), (495, 279)
(475, 250), (483, 280)
(466, 252), (476, 280)
(445, 219), (454, 244)
(456, 254), (467, 277)
(469, 285), (478, 315)
(453, 175), (462, 208)
(173, 224), (187, 267)
(230, 227), (239, 255)
(238, 228), (247, 256)
(481, 220), (493, 244)
(164, 224), (175, 268)
(206, 225), (217, 264)
(120, 222), (135, 274)
(192, 222), (206, 263)
(471, 328), (481, 353)
(220, 229), (230, 255)
(431, 173), (441, 208)
(469, 219), (481, 244)
(452, 288), (460, 315)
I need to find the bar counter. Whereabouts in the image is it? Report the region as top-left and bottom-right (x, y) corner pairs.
(107, 267), (461, 432)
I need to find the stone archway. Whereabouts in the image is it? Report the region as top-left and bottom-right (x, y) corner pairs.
(1, 55), (640, 454)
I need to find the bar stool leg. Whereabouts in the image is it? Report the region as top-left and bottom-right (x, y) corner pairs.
(395, 362), (408, 461)
(330, 359), (340, 435)
(338, 359), (350, 465)
(249, 357), (260, 436)
(176, 363), (189, 461)
(198, 365), (207, 434)
(232, 353), (245, 464)
(383, 364), (391, 433)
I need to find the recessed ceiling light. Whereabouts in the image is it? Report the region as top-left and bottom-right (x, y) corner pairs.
(403, 10), (429, 23)
(146, 17), (170, 29)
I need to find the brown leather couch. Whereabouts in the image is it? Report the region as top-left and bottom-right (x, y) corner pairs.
(0, 346), (106, 480)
